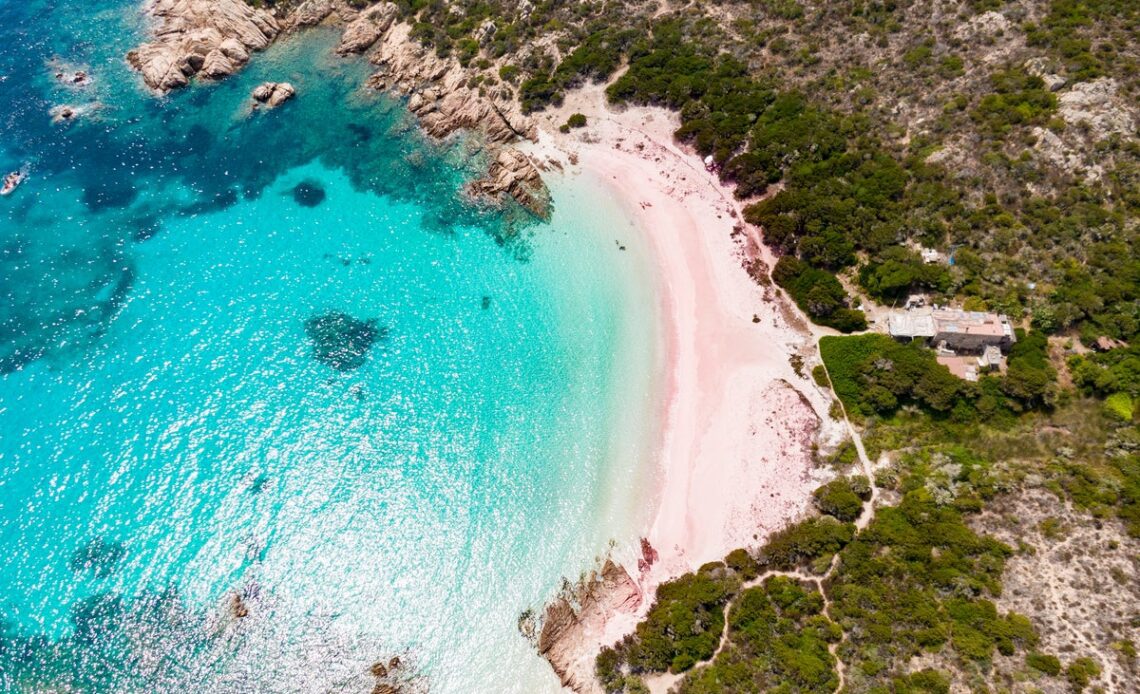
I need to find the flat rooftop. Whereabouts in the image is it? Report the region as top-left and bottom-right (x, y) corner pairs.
(888, 308), (1013, 340)
(888, 312), (935, 338)
(930, 309), (1013, 338)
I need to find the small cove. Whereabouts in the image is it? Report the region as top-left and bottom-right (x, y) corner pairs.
(0, 4), (659, 692)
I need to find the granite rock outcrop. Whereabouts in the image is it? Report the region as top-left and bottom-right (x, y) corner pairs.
(126, 0), (279, 92)
(252, 81), (296, 108)
(538, 560), (643, 693)
(469, 149), (551, 220)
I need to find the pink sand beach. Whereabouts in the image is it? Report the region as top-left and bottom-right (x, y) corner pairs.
(526, 87), (847, 690)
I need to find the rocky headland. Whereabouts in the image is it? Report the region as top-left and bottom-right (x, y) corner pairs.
(125, 0), (550, 219)
(537, 559), (644, 694)
(126, 0), (279, 92)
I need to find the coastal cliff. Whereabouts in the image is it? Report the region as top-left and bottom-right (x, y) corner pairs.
(125, 0), (549, 219)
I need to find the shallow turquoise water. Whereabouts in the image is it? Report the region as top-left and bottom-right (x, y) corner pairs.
(0, 3), (658, 691)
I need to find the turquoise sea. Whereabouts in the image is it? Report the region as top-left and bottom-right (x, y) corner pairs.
(0, 2), (660, 691)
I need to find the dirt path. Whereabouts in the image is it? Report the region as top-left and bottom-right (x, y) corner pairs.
(650, 358), (876, 694)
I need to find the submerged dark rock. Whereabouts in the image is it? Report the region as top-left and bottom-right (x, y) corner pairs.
(69, 538), (126, 577)
(82, 181), (138, 211)
(230, 593), (249, 619)
(249, 473), (270, 494)
(292, 181), (326, 208)
(72, 593), (126, 643)
(304, 311), (386, 371)
(347, 122), (373, 143)
(133, 216), (162, 242)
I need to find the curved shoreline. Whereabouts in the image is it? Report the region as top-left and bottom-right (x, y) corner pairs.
(525, 89), (847, 691)
(123, 3), (847, 689)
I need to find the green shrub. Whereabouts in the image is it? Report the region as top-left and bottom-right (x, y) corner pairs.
(1001, 329), (1058, 408)
(1026, 651), (1062, 676)
(811, 363), (829, 388)
(596, 647), (625, 693)
(858, 246), (951, 301)
(676, 577), (838, 693)
(972, 68), (1058, 136)
(759, 516), (855, 570)
(813, 478), (865, 522)
(498, 64), (521, 83)
(1065, 656), (1101, 691)
(895, 669), (951, 693)
(773, 256), (866, 332)
(724, 548), (759, 581)
(820, 334), (973, 416)
(519, 73), (562, 112)
(619, 570), (737, 674)
(1104, 392), (1134, 421)
(567, 113), (587, 128)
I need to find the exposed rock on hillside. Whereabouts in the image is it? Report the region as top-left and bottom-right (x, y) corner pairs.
(1058, 78), (1137, 138)
(364, 21), (535, 144)
(126, 0), (279, 92)
(336, 3), (397, 54)
(352, 13), (545, 216)
(127, 0), (548, 218)
(282, 0), (334, 31)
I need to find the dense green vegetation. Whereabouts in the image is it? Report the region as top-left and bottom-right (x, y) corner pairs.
(819, 331), (1056, 424)
(828, 456), (1037, 687)
(596, 455), (1056, 692)
(678, 577), (842, 694)
(772, 257), (866, 332)
(1071, 343), (1140, 401)
(812, 476), (869, 523)
(971, 69), (1058, 136)
(758, 516), (855, 574)
(600, 565), (739, 678)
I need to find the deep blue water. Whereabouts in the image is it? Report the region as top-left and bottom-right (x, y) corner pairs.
(0, 2), (658, 692)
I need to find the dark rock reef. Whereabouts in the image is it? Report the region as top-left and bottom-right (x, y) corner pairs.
(304, 311), (385, 371)
(291, 180), (325, 207)
(69, 538), (127, 578)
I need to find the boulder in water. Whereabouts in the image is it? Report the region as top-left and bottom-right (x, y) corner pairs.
(468, 148), (551, 220)
(229, 593), (249, 619)
(252, 81), (296, 109)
